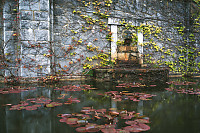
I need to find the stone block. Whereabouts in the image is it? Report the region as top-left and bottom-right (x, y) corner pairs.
(54, 8), (64, 16)
(39, 21), (49, 30)
(31, 21), (40, 29)
(29, 0), (40, 10)
(21, 41), (36, 47)
(118, 51), (139, 60)
(20, 20), (31, 29)
(19, 0), (30, 10)
(37, 66), (51, 76)
(54, 47), (65, 57)
(21, 68), (37, 77)
(38, 46), (49, 55)
(30, 21), (49, 29)
(57, 59), (69, 68)
(21, 45), (37, 55)
(38, 42), (50, 48)
(4, 31), (14, 42)
(34, 11), (49, 21)
(4, 22), (14, 31)
(3, 1), (17, 13)
(35, 55), (50, 66)
(54, 35), (61, 41)
(3, 14), (15, 23)
(20, 55), (36, 65)
(62, 37), (72, 45)
(5, 67), (19, 77)
(35, 55), (51, 76)
(20, 11), (33, 20)
(118, 46), (138, 52)
(40, 0), (49, 11)
(35, 30), (49, 41)
(19, 0), (40, 11)
(20, 29), (35, 40)
(53, 25), (62, 32)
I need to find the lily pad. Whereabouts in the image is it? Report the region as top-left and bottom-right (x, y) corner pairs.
(101, 128), (116, 133)
(46, 104), (54, 108)
(135, 119), (150, 124)
(77, 120), (89, 124)
(66, 118), (78, 125)
(125, 120), (137, 125)
(85, 123), (100, 132)
(124, 123), (150, 132)
(25, 106), (37, 111)
(57, 113), (72, 118)
(76, 127), (87, 132)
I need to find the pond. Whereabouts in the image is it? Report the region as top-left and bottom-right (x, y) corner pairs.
(0, 77), (200, 133)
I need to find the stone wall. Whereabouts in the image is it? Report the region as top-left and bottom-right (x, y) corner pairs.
(1, 0), (199, 77)
(53, 0), (111, 75)
(53, 0), (199, 75)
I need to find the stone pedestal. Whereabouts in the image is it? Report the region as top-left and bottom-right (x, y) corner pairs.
(116, 46), (141, 67)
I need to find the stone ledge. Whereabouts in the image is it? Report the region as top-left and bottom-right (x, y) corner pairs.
(0, 75), (91, 84)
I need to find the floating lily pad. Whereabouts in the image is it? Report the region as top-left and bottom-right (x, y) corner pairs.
(76, 127), (87, 132)
(25, 106), (37, 111)
(77, 120), (89, 124)
(57, 113), (72, 118)
(32, 105), (42, 108)
(101, 128), (116, 133)
(116, 129), (130, 133)
(109, 111), (119, 116)
(65, 98), (81, 104)
(66, 118), (78, 125)
(125, 123), (150, 132)
(46, 104), (54, 108)
(59, 118), (67, 123)
(125, 120), (137, 125)
(135, 119), (150, 124)
(85, 123), (100, 132)
(58, 107), (150, 132)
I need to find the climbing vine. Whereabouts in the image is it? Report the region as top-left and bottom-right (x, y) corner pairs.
(64, 0), (116, 74)
(61, 0), (200, 77)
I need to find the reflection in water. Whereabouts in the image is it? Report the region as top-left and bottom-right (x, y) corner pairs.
(0, 78), (200, 133)
(137, 100), (143, 116)
(111, 99), (117, 109)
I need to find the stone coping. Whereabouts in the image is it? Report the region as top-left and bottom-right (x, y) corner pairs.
(0, 72), (199, 83)
(0, 75), (91, 83)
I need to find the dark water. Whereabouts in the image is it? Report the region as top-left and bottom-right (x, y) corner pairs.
(0, 78), (200, 133)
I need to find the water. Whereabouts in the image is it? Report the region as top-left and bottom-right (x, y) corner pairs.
(0, 78), (200, 133)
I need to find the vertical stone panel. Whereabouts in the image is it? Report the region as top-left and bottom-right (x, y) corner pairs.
(111, 25), (118, 59)
(19, 0), (51, 77)
(137, 30), (143, 65)
(3, 0), (19, 77)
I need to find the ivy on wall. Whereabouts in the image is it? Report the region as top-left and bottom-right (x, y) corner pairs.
(60, 0), (200, 76)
